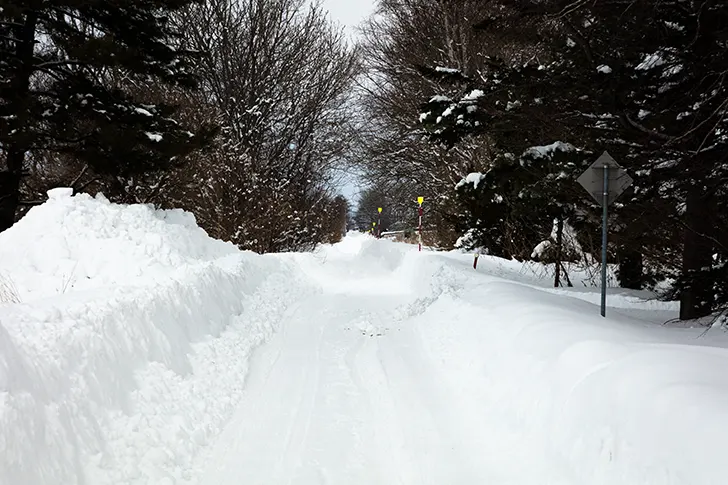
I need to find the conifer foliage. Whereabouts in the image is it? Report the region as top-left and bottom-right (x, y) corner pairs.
(418, 0), (728, 319)
(0, 0), (214, 231)
(356, 0), (728, 320)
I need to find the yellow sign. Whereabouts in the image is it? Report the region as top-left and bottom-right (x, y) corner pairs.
(372, 222), (376, 226)
(378, 207), (382, 213)
(417, 196), (424, 205)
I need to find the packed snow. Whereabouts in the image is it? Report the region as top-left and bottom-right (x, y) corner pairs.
(2, 192), (728, 485)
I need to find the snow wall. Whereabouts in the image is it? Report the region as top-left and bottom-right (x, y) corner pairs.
(2, 190), (728, 485)
(0, 191), (312, 485)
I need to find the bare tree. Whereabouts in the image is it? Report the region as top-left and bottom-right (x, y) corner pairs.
(18, 0), (359, 254)
(352, 0), (508, 246)
(167, 0), (360, 252)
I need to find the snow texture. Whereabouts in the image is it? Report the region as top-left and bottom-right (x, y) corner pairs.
(2, 194), (728, 485)
(134, 107), (153, 117)
(522, 141), (576, 162)
(455, 172), (485, 190)
(531, 239), (552, 259)
(636, 52), (667, 70)
(531, 219), (583, 260)
(462, 89), (484, 102)
(428, 95), (451, 103)
(0, 192), (310, 485)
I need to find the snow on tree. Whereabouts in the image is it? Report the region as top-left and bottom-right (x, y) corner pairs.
(0, 0), (215, 232)
(418, 0), (728, 319)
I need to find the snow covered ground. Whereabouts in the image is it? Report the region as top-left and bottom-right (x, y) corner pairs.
(2, 191), (728, 485)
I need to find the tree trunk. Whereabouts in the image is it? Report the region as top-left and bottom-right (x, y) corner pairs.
(679, 187), (715, 320)
(1, 12), (38, 232)
(617, 247), (643, 290)
(554, 217), (563, 287)
(0, 171), (21, 232)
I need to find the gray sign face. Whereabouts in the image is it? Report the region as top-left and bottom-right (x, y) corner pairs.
(577, 151), (633, 206)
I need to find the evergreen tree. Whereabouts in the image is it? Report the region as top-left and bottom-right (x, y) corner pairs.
(419, 0), (728, 319)
(0, 0), (214, 231)
(453, 141), (592, 259)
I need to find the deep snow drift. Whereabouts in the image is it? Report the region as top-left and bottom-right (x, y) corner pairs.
(2, 191), (728, 485)
(0, 190), (312, 485)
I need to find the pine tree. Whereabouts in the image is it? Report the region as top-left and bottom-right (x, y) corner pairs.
(0, 0), (214, 231)
(453, 141), (591, 259)
(420, 0), (728, 319)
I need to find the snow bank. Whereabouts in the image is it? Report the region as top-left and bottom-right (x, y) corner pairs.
(0, 190), (237, 302)
(289, 234), (438, 297)
(4, 205), (727, 485)
(406, 251), (728, 485)
(0, 191), (310, 485)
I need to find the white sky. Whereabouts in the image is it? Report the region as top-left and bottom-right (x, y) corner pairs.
(321, 0), (375, 204)
(322, 0), (376, 38)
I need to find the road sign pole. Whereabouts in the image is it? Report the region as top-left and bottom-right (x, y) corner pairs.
(417, 197), (424, 252)
(577, 151), (632, 318)
(600, 164), (609, 317)
(418, 207), (423, 251)
(377, 207), (382, 239)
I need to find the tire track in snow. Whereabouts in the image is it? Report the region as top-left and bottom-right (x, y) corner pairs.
(274, 316), (325, 484)
(197, 246), (501, 485)
(344, 318), (411, 485)
(198, 296), (394, 485)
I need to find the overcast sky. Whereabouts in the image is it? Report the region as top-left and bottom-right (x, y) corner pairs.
(322, 0), (376, 38)
(321, 0), (376, 204)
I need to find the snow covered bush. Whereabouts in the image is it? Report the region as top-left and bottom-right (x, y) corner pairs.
(452, 143), (592, 260)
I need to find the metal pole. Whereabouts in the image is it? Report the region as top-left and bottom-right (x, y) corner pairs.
(601, 164), (609, 317)
(418, 206), (423, 252)
(377, 214), (381, 238)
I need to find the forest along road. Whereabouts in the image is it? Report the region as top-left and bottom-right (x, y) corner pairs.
(197, 262), (504, 485)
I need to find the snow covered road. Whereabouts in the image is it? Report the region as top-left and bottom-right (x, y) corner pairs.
(4, 193), (728, 485)
(199, 288), (497, 485)
(198, 237), (728, 485)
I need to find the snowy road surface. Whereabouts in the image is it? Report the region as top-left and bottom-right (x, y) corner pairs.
(3, 194), (728, 485)
(201, 292), (496, 485)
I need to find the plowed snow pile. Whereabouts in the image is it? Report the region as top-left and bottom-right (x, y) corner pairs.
(0, 189), (311, 485)
(2, 190), (728, 485)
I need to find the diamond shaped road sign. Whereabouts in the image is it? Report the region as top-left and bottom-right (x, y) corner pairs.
(577, 151), (633, 206)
